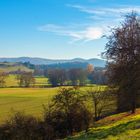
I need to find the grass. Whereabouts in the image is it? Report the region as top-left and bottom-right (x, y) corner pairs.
(1, 76), (136, 140)
(0, 74), (108, 123)
(0, 85), (108, 124)
(1, 73), (140, 139)
(0, 88), (58, 123)
(0, 63), (32, 73)
(1, 87), (140, 140)
(5, 75), (49, 87)
(35, 76), (49, 86)
(5, 75), (19, 87)
(65, 110), (140, 140)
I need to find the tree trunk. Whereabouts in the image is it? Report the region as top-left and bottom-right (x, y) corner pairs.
(94, 103), (98, 121)
(131, 96), (136, 114)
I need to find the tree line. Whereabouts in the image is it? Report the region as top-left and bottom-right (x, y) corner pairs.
(0, 65), (107, 87)
(45, 65), (107, 87)
(0, 71), (35, 88)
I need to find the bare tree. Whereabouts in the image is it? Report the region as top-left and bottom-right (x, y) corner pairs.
(17, 72), (35, 87)
(0, 72), (8, 87)
(87, 87), (111, 121)
(47, 69), (67, 87)
(68, 68), (87, 86)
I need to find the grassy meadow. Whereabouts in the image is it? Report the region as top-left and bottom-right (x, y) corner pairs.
(0, 87), (105, 122)
(0, 83), (108, 124)
(5, 75), (49, 87)
(0, 76), (138, 140)
(0, 87), (140, 140)
(0, 63), (32, 73)
(0, 88), (58, 123)
(0, 74), (118, 139)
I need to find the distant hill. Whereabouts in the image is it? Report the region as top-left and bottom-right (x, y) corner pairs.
(46, 62), (89, 69)
(0, 57), (106, 67)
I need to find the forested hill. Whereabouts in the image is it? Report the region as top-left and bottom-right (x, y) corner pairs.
(0, 57), (106, 67)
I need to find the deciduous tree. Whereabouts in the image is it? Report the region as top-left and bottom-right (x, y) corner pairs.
(104, 12), (140, 113)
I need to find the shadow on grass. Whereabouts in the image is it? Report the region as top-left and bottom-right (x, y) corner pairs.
(67, 119), (140, 140)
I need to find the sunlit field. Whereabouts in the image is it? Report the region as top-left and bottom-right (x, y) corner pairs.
(5, 75), (49, 87)
(0, 85), (108, 123)
(0, 88), (58, 123)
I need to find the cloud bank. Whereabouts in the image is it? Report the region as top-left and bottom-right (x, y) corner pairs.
(38, 24), (104, 42)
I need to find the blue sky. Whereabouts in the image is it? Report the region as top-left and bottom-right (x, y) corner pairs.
(0, 0), (140, 59)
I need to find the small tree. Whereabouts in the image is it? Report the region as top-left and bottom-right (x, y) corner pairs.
(87, 87), (111, 121)
(91, 70), (108, 85)
(47, 69), (67, 87)
(87, 64), (94, 74)
(44, 87), (92, 138)
(0, 72), (8, 87)
(57, 69), (67, 86)
(68, 68), (87, 86)
(17, 72), (35, 87)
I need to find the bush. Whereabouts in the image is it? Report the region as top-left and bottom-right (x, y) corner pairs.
(43, 87), (92, 138)
(0, 112), (40, 140)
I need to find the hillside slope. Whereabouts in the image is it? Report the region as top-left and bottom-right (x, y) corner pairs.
(66, 110), (140, 140)
(0, 62), (32, 73)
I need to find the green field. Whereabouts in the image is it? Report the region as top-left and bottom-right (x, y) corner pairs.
(0, 74), (108, 124)
(0, 88), (139, 140)
(0, 88), (58, 123)
(0, 86), (139, 140)
(0, 86), (108, 123)
(1, 76), (139, 139)
(5, 75), (49, 87)
(0, 63), (32, 73)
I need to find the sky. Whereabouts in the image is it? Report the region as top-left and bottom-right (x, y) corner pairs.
(0, 0), (140, 59)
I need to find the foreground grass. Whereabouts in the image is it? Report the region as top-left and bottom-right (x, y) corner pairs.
(65, 110), (140, 140)
(0, 88), (58, 123)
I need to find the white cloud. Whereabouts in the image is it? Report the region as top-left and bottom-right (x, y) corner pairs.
(83, 27), (103, 41)
(67, 4), (140, 15)
(38, 24), (104, 42)
(38, 5), (140, 43)
(67, 4), (106, 15)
